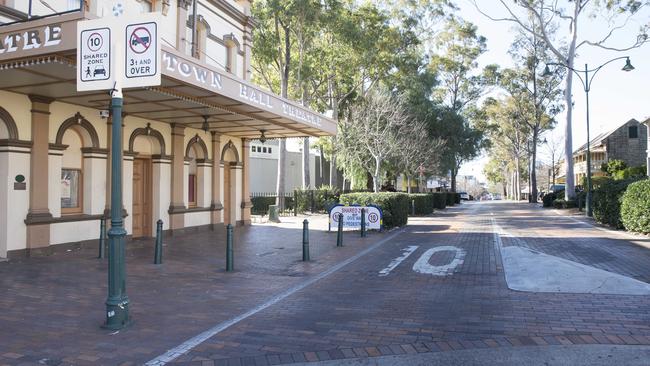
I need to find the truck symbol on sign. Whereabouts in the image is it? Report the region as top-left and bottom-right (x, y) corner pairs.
(131, 36), (150, 46)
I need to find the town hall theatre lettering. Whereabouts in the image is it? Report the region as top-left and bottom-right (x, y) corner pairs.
(0, 24), (62, 54)
(163, 52), (223, 91)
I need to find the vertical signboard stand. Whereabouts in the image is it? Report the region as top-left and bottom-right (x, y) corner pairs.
(77, 11), (160, 330)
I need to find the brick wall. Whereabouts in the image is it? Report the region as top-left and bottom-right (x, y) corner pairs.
(604, 119), (648, 168)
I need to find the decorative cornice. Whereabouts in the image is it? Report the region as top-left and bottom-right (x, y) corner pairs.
(0, 139), (31, 148)
(28, 95), (54, 105)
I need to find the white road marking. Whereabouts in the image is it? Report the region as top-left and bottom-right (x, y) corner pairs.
(412, 246), (466, 276)
(145, 227), (406, 366)
(378, 245), (419, 276)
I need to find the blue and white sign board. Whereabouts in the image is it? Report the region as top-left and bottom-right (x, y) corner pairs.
(329, 204), (382, 231)
(77, 12), (160, 92)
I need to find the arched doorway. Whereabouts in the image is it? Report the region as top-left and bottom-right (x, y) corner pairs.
(127, 124), (166, 237)
(0, 106), (20, 258)
(221, 140), (240, 226)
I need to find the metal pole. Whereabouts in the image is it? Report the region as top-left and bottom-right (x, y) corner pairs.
(302, 219), (310, 261)
(154, 219), (163, 264)
(98, 218), (106, 259)
(336, 213), (343, 247)
(360, 208), (367, 238)
(411, 199), (415, 216)
(584, 64), (593, 217)
(28, 0), (33, 19)
(104, 96), (130, 330)
(226, 224), (233, 271)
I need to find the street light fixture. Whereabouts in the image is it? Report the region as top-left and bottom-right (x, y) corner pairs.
(541, 56), (634, 217)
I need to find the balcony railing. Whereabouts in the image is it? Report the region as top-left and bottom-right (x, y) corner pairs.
(1, 0), (83, 26)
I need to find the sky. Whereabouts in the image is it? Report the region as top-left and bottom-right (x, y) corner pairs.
(455, 0), (650, 182)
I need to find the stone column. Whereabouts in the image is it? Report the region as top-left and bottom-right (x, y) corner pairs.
(176, 0), (191, 54)
(169, 123), (186, 230)
(241, 139), (252, 225)
(25, 95), (53, 250)
(210, 131), (223, 226)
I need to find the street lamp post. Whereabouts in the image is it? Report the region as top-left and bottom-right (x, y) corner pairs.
(542, 57), (634, 217)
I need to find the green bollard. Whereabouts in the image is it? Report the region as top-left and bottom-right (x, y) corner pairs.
(98, 218), (106, 259)
(226, 224), (234, 271)
(154, 219), (163, 264)
(337, 213), (343, 247)
(360, 208), (366, 237)
(302, 219), (310, 261)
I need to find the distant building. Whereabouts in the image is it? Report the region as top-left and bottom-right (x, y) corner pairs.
(249, 139), (344, 193)
(561, 118), (648, 185)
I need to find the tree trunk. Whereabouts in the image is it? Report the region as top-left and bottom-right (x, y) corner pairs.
(275, 25), (291, 210)
(302, 137), (310, 189)
(373, 157), (381, 193)
(329, 103), (339, 189)
(531, 130), (538, 202)
(450, 165), (457, 192)
(319, 145), (325, 187)
(514, 157), (521, 201)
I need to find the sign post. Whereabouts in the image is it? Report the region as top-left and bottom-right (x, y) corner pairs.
(77, 10), (161, 330)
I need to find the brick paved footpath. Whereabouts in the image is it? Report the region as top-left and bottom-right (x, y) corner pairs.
(1, 202), (650, 365)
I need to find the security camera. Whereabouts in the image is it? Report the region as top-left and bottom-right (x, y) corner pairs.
(99, 110), (110, 119)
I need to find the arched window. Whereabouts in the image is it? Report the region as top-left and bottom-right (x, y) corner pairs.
(187, 147), (197, 206)
(61, 129), (84, 214)
(223, 34), (240, 75)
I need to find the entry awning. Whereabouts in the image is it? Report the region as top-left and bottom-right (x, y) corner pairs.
(0, 14), (336, 138)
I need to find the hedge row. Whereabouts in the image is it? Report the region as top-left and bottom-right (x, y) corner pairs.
(339, 192), (409, 228)
(251, 196), (295, 215)
(593, 178), (642, 229)
(410, 194), (434, 215)
(294, 186), (339, 213)
(432, 192), (447, 209)
(621, 179), (650, 234)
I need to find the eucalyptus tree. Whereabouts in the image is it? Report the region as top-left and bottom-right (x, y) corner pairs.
(252, 0), (323, 208)
(496, 23), (565, 202)
(472, 0), (650, 200)
(481, 97), (532, 200)
(428, 17), (490, 192)
(338, 89), (413, 193)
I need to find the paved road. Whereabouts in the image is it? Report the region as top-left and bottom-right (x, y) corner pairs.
(163, 201), (650, 365)
(1, 201), (649, 365)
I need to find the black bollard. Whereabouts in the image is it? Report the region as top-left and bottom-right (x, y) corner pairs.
(226, 224), (234, 271)
(302, 219), (310, 261)
(360, 208), (367, 237)
(98, 218), (106, 259)
(336, 213), (344, 247)
(154, 219), (163, 264)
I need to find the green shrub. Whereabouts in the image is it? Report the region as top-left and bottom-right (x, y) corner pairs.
(294, 186), (339, 213)
(454, 193), (461, 204)
(339, 192), (409, 228)
(552, 199), (577, 209)
(445, 192), (456, 206)
(621, 179), (650, 234)
(576, 191), (587, 210)
(593, 178), (642, 229)
(251, 196), (276, 215)
(613, 165), (647, 180)
(542, 192), (557, 207)
(409, 194), (434, 215)
(431, 192), (447, 209)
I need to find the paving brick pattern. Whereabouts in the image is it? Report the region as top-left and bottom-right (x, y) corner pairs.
(1, 203), (649, 366)
(169, 203), (650, 365)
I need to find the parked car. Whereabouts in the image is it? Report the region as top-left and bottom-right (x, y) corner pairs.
(460, 192), (469, 200)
